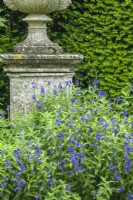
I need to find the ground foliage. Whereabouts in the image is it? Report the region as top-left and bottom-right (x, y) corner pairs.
(0, 81), (133, 200)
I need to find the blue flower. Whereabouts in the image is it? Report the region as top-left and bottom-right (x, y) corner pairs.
(14, 150), (22, 164)
(114, 170), (120, 182)
(15, 180), (25, 191)
(102, 122), (109, 131)
(118, 188), (123, 194)
(94, 78), (98, 85)
(124, 153), (129, 159)
(68, 139), (75, 144)
(48, 178), (54, 184)
(76, 142), (84, 148)
(55, 118), (62, 126)
(108, 100), (112, 104)
(0, 112), (5, 117)
(15, 172), (20, 178)
(122, 111), (128, 118)
(32, 82), (37, 89)
(97, 90), (108, 98)
(37, 159), (42, 165)
(62, 159), (66, 163)
(70, 153), (79, 165)
(98, 119), (104, 124)
(20, 164), (26, 171)
(92, 86), (96, 91)
(54, 90), (58, 96)
(35, 194), (41, 200)
(38, 105), (42, 110)
(127, 194), (133, 199)
(3, 176), (8, 181)
(27, 141), (32, 146)
(66, 184), (71, 190)
(46, 184), (51, 190)
(76, 89), (82, 96)
(67, 146), (74, 153)
(93, 192), (97, 199)
(47, 81), (51, 85)
(66, 80), (71, 87)
(50, 148), (54, 153)
(40, 87), (45, 93)
(58, 83), (63, 89)
(70, 98), (77, 104)
(14, 149), (20, 155)
(110, 163), (114, 171)
(58, 143), (63, 147)
(34, 146), (41, 157)
(75, 80), (79, 85)
(32, 95), (36, 100)
(114, 129), (119, 136)
(0, 183), (6, 188)
(124, 120), (128, 125)
(95, 132), (102, 142)
(78, 153), (86, 159)
(5, 160), (11, 167)
(6, 104), (10, 111)
(31, 169), (36, 174)
(80, 117), (84, 121)
(114, 97), (121, 103)
(125, 165), (130, 173)
(57, 133), (64, 139)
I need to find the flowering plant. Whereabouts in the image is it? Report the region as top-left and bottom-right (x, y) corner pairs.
(0, 80), (133, 200)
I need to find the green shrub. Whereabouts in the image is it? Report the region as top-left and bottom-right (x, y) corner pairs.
(0, 81), (133, 199)
(0, 2), (26, 110)
(49, 0), (133, 97)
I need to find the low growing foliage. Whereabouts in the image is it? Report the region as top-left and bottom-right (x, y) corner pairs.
(0, 80), (133, 200)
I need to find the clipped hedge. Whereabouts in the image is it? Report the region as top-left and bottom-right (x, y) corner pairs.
(0, 1), (26, 109)
(49, 0), (133, 97)
(0, 0), (133, 109)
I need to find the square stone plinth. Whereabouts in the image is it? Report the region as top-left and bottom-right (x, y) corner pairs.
(0, 53), (83, 119)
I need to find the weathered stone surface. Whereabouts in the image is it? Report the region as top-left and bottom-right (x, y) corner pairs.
(1, 54), (83, 65)
(14, 14), (62, 54)
(9, 72), (74, 119)
(1, 53), (83, 118)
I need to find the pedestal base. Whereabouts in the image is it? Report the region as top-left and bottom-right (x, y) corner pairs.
(8, 72), (74, 118)
(1, 53), (83, 119)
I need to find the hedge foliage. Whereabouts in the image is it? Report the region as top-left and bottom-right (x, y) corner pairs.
(49, 0), (133, 97)
(0, 1), (26, 109)
(0, 0), (133, 108)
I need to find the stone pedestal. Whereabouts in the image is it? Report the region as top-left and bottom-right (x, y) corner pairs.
(2, 0), (83, 120)
(1, 53), (83, 118)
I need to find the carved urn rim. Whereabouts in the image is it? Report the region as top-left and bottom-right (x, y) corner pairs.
(3, 0), (72, 14)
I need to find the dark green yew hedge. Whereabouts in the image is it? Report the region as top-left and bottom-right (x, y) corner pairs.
(0, 1), (26, 109)
(49, 0), (133, 97)
(0, 0), (133, 109)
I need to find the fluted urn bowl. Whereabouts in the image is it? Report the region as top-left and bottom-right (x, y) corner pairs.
(3, 0), (71, 14)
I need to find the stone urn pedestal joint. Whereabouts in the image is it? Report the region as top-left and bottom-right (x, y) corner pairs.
(15, 14), (62, 54)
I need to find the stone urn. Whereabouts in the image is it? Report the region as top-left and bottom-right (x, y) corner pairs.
(3, 0), (72, 54)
